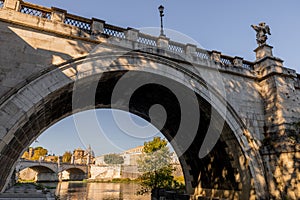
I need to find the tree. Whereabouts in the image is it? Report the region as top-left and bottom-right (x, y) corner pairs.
(62, 151), (72, 163)
(137, 137), (183, 195)
(21, 147), (34, 160)
(143, 137), (168, 153)
(104, 153), (124, 165)
(31, 147), (48, 161)
(21, 151), (29, 160)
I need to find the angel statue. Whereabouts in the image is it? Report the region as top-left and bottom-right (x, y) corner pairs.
(251, 22), (271, 46)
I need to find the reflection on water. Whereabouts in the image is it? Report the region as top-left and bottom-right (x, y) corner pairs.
(54, 182), (150, 200)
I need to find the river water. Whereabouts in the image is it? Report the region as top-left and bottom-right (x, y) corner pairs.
(43, 182), (150, 200)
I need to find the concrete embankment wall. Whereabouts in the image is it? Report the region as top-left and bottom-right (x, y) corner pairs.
(90, 164), (183, 180)
(90, 165), (121, 180)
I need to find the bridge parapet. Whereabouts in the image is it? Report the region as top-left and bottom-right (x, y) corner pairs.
(16, 160), (88, 174)
(1, 0), (254, 71)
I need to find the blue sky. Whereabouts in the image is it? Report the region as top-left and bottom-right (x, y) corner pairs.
(27, 0), (300, 71)
(33, 109), (162, 156)
(29, 0), (300, 156)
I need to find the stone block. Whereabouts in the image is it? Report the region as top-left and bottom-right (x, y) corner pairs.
(254, 44), (273, 60)
(0, 110), (10, 127)
(157, 36), (169, 49)
(125, 28), (138, 41)
(91, 18), (104, 35)
(19, 87), (41, 105)
(51, 7), (66, 23)
(30, 81), (51, 100)
(14, 93), (34, 113)
(185, 44), (197, 55)
(0, 140), (7, 155)
(1, 132), (14, 145)
(211, 50), (221, 62)
(3, 0), (19, 10)
(0, 126), (7, 140)
(233, 56), (243, 67)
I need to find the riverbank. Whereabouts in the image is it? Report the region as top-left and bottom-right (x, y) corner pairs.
(0, 183), (56, 199)
(85, 177), (139, 183)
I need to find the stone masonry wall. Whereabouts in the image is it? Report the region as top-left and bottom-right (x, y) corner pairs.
(254, 50), (300, 199)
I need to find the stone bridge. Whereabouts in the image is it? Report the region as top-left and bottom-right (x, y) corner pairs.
(0, 0), (299, 199)
(15, 160), (88, 182)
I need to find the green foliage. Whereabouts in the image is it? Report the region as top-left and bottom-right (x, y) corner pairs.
(62, 151), (72, 163)
(84, 178), (135, 183)
(174, 176), (185, 184)
(111, 178), (131, 183)
(137, 137), (184, 195)
(143, 137), (168, 153)
(31, 147), (48, 161)
(22, 147), (47, 161)
(138, 144), (172, 173)
(104, 153), (124, 165)
(21, 151), (29, 159)
(52, 156), (58, 162)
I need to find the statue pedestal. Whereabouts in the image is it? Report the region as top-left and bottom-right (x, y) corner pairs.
(254, 44), (283, 72)
(254, 44), (273, 60)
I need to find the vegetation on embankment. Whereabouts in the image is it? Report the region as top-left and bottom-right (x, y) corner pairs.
(85, 178), (138, 183)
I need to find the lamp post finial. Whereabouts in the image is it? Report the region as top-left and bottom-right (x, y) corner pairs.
(158, 5), (165, 37)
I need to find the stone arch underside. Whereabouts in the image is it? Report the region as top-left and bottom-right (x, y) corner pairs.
(61, 168), (86, 181)
(61, 168), (86, 174)
(20, 166), (56, 174)
(0, 52), (267, 199)
(18, 166), (57, 182)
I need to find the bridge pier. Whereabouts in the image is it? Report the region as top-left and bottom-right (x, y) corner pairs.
(61, 170), (86, 181)
(254, 44), (300, 199)
(58, 172), (63, 182)
(36, 173), (58, 182)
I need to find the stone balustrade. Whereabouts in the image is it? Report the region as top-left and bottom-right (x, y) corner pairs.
(1, 0), (256, 70)
(0, 0), (4, 8)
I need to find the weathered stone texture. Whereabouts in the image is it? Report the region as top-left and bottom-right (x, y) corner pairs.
(223, 74), (265, 141)
(0, 19), (96, 100)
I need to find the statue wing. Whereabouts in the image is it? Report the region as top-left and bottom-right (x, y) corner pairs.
(265, 25), (271, 35)
(251, 24), (259, 31)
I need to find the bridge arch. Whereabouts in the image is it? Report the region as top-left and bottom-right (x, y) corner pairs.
(60, 168), (86, 181)
(17, 164), (57, 182)
(18, 165), (56, 174)
(16, 161), (57, 173)
(60, 167), (86, 174)
(0, 50), (267, 199)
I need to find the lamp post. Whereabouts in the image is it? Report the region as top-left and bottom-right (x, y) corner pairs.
(158, 5), (165, 37)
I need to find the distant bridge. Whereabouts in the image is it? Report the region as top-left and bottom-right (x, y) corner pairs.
(15, 160), (88, 182)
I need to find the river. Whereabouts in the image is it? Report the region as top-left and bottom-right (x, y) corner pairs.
(42, 182), (150, 200)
